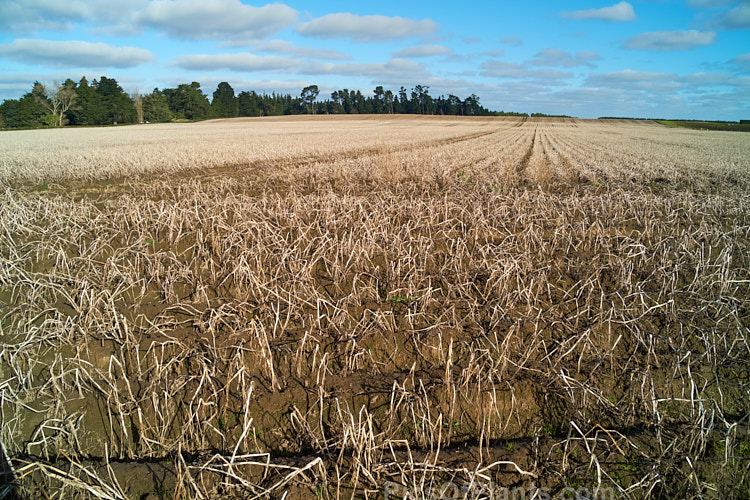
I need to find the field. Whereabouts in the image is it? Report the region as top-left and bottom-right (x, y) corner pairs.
(655, 120), (750, 133)
(1, 115), (749, 499)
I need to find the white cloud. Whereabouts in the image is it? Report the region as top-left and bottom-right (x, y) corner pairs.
(137, 0), (297, 41)
(171, 52), (431, 81)
(576, 51), (602, 61)
(0, 72), (47, 99)
(0, 1), (78, 34)
(560, 1), (636, 22)
(297, 13), (439, 42)
(480, 60), (573, 82)
(252, 40), (351, 61)
(482, 49), (505, 57)
(681, 72), (735, 86)
(479, 77), (748, 120)
(0, 0), (148, 34)
(73, 1), (149, 22)
(687, 0), (736, 8)
(500, 36), (523, 46)
(0, 39), (154, 68)
(302, 58), (431, 80)
(621, 30), (716, 51)
(586, 69), (684, 93)
(588, 69), (676, 82)
(173, 52), (300, 72)
(392, 45), (452, 58)
(528, 48), (598, 68)
(730, 52), (750, 71)
(584, 68), (747, 101)
(709, 3), (750, 30)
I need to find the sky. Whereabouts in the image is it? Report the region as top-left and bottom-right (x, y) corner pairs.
(0, 0), (749, 120)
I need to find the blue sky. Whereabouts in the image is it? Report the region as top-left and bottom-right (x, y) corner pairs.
(0, 0), (748, 119)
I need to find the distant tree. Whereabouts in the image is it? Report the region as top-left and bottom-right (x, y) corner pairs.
(35, 80), (77, 126)
(531, 112), (572, 118)
(2, 82), (54, 128)
(372, 86), (385, 113)
(410, 85), (431, 114)
(330, 90), (345, 114)
(142, 89), (173, 122)
(343, 90), (355, 113)
(163, 82), (212, 120)
(95, 76), (136, 124)
(398, 86), (409, 113)
(447, 95), (463, 115)
(1, 75), (512, 127)
(0, 99), (23, 128)
(132, 90), (143, 123)
(212, 82), (238, 118)
(384, 89), (394, 114)
(464, 94), (480, 116)
(351, 90), (367, 113)
(238, 90), (264, 117)
(300, 85), (319, 114)
(29, 82), (57, 127)
(67, 77), (104, 125)
(258, 92), (284, 116)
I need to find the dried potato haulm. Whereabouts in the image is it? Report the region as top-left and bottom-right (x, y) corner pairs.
(1, 116), (748, 498)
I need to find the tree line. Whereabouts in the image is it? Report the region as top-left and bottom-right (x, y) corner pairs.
(0, 76), (527, 129)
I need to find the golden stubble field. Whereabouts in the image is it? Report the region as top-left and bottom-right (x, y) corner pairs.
(0, 115), (749, 499)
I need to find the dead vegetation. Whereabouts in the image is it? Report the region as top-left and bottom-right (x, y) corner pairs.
(0, 116), (749, 499)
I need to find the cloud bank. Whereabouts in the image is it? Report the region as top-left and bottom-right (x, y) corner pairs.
(297, 13), (439, 42)
(0, 39), (154, 68)
(392, 45), (452, 58)
(621, 30), (716, 51)
(137, 0), (297, 41)
(560, 2), (636, 22)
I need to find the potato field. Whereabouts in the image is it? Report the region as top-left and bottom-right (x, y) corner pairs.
(0, 115), (748, 499)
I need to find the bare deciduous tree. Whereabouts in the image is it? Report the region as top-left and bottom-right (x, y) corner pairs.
(37, 81), (78, 127)
(132, 90), (144, 124)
